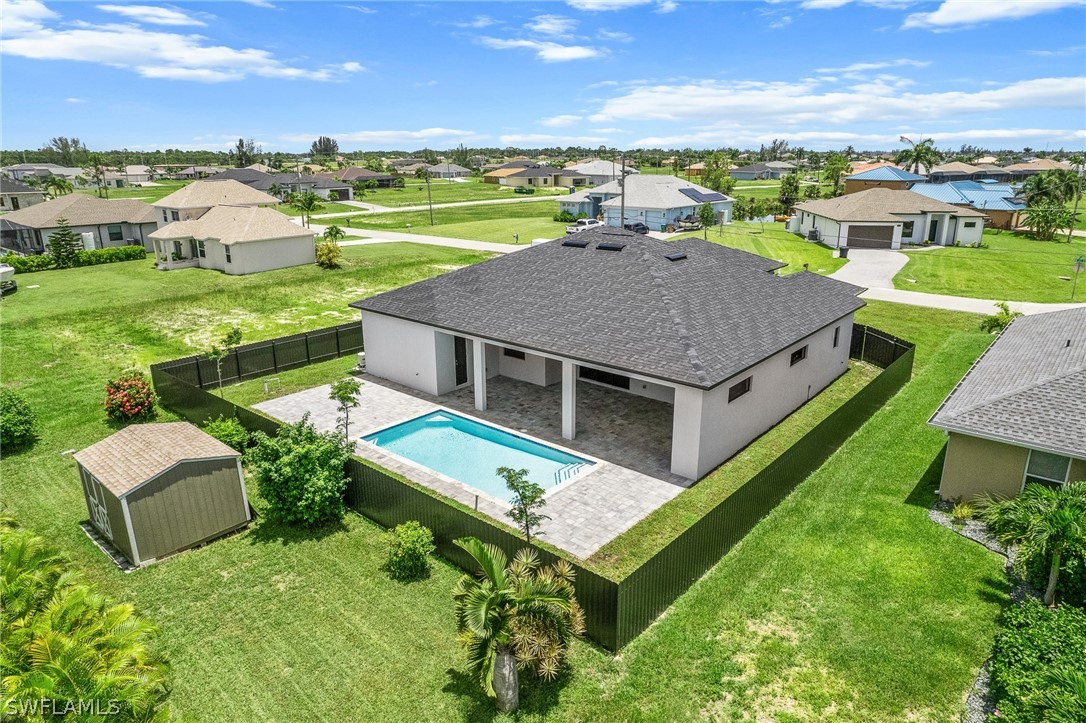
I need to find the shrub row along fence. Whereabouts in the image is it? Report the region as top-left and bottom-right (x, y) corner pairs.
(151, 322), (914, 651)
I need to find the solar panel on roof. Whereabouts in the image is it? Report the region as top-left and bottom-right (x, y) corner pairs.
(562, 238), (590, 248)
(679, 188), (727, 204)
(597, 241), (626, 251)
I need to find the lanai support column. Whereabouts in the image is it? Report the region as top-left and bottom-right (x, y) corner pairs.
(562, 360), (576, 440)
(473, 339), (487, 411)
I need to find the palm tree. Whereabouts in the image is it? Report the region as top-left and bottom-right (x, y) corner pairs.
(452, 538), (584, 712)
(323, 224), (345, 245)
(269, 182), (285, 201)
(895, 137), (941, 174)
(1, 523), (170, 718)
(289, 191), (324, 228)
(980, 481), (1086, 605)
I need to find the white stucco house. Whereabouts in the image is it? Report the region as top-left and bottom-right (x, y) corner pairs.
(0, 194), (158, 255)
(153, 179), (279, 224)
(565, 159), (640, 186)
(350, 229), (864, 480)
(792, 188), (987, 249)
(0, 177), (47, 212)
(558, 174), (734, 231)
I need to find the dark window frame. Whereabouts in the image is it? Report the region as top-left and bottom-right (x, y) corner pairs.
(790, 345), (808, 366)
(224, 245), (232, 264)
(107, 224), (124, 242)
(579, 366), (630, 390)
(833, 326), (840, 348)
(728, 376), (752, 402)
(901, 220), (915, 236)
(502, 348), (526, 360)
(170, 210), (180, 221)
(963, 221), (977, 228)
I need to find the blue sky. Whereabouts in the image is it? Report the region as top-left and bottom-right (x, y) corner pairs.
(2, 0), (1084, 153)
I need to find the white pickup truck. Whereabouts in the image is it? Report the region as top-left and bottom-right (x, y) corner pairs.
(565, 218), (605, 234)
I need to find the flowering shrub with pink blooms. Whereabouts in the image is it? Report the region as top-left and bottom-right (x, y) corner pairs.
(103, 371), (157, 422)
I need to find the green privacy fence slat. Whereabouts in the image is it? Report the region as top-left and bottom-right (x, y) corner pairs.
(151, 323), (912, 652)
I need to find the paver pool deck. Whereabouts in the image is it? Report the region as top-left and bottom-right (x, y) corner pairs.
(254, 374), (688, 559)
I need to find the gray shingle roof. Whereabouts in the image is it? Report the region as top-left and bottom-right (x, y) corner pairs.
(351, 230), (864, 389)
(0, 177), (44, 194)
(930, 308), (1086, 458)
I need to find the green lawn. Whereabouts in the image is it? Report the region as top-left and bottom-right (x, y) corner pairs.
(321, 199), (561, 236)
(278, 201), (358, 217)
(360, 179), (566, 207)
(893, 230), (1086, 303)
(675, 222), (846, 275)
(76, 180), (190, 203)
(2, 241), (1004, 720)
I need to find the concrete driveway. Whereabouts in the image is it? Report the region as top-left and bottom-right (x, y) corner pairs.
(829, 248), (909, 289)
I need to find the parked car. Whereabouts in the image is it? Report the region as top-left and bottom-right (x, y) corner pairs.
(565, 218), (605, 234)
(624, 222), (650, 235)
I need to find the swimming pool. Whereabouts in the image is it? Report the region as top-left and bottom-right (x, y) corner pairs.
(362, 411), (594, 504)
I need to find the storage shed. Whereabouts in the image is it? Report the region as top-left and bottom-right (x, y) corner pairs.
(74, 422), (250, 567)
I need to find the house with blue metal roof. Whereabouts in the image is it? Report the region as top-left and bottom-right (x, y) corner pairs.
(843, 166), (926, 195)
(910, 180), (1025, 229)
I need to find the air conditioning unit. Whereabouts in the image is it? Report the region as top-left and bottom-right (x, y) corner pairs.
(806, 229), (822, 242)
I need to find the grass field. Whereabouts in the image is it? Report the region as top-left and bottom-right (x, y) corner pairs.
(893, 229), (1086, 303)
(321, 199), (561, 236)
(360, 179), (566, 207)
(76, 180), (190, 202)
(277, 201), (358, 217)
(1, 244), (1004, 721)
(676, 222), (847, 275)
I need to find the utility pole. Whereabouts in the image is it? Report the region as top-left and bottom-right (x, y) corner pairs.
(425, 169), (434, 226)
(619, 151), (626, 230)
(1067, 176), (1082, 246)
(1073, 256), (1085, 302)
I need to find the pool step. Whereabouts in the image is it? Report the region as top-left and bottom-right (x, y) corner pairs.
(554, 462), (590, 486)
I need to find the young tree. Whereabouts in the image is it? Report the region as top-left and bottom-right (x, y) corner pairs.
(351, 179), (378, 199)
(981, 481), (1086, 606)
(499, 467), (549, 542)
(82, 152), (109, 198)
(328, 378), (362, 437)
(698, 202), (716, 239)
(247, 414), (352, 526)
(822, 153), (849, 196)
(289, 191), (325, 228)
(778, 172), (801, 210)
(980, 301), (1023, 334)
(323, 224), (346, 245)
(452, 538), (585, 712)
(701, 151), (737, 195)
(205, 325), (243, 397)
(310, 136), (339, 158)
(233, 138), (258, 167)
(752, 198), (770, 232)
(47, 217), (83, 268)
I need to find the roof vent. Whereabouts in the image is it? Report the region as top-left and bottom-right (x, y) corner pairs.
(562, 238), (590, 248)
(597, 241), (626, 252)
(664, 252), (687, 262)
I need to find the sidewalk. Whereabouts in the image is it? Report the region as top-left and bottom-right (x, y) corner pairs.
(339, 230), (526, 255)
(308, 193), (561, 220)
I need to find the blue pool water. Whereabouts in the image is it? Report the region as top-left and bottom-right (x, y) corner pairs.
(362, 411), (593, 503)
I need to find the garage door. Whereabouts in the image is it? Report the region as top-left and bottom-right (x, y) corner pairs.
(847, 225), (894, 248)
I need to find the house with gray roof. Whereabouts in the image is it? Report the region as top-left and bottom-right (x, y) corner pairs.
(0, 177), (47, 213)
(559, 174), (734, 230)
(498, 165), (589, 190)
(0, 194), (158, 255)
(350, 229), (864, 480)
(930, 308), (1086, 501)
(209, 169), (352, 201)
(426, 162), (472, 179)
(566, 159), (640, 186)
(793, 188), (986, 248)
(730, 161), (796, 181)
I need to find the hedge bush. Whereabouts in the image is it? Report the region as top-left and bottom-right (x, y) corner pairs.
(988, 598), (1086, 721)
(0, 388), (37, 452)
(203, 415), (250, 452)
(2, 245), (146, 274)
(384, 521), (436, 581)
(315, 241), (342, 269)
(513, 186), (536, 194)
(103, 370), (157, 422)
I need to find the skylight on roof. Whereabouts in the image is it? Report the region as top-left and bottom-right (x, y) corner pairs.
(597, 241), (626, 251)
(664, 252), (687, 261)
(562, 238), (590, 248)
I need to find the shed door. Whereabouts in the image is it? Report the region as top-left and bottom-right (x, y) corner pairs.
(847, 225), (894, 248)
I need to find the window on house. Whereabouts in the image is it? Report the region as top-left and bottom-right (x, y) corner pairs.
(196, 240), (206, 258)
(1024, 450), (1071, 489)
(833, 326), (840, 348)
(728, 376), (752, 402)
(902, 221), (915, 236)
(790, 345), (808, 366)
(171, 210), (180, 221)
(107, 225), (123, 242)
(963, 221), (977, 228)
(579, 366), (630, 390)
(162, 210), (168, 222)
(224, 246), (232, 264)
(502, 348), (526, 360)
(0, 197), (6, 207)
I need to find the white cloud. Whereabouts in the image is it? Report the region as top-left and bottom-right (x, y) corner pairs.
(799, 0), (914, 8)
(453, 15), (499, 28)
(588, 76), (1086, 126)
(340, 61), (365, 72)
(65, 97), (85, 103)
(903, 0), (1085, 29)
(525, 14), (577, 36)
(478, 37), (602, 62)
(815, 58), (929, 74)
(499, 133), (614, 146)
(1027, 45), (1086, 57)
(630, 126), (1086, 149)
(597, 29), (633, 41)
(342, 5), (376, 13)
(541, 114), (583, 127)
(1, 2), (361, 83)
(282, 128), (485, 146)
(239, 0), (275, 7)
(769, 15), (792, 28)
(566, 0), (677, 12)
(96, 4), (207, 26)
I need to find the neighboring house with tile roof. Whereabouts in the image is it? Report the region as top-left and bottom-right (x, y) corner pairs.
(843, 166), (926, 195)
(0, 177), (47, 213)
(0, 194), (158, 254)
(793, 188), (986, 248)
(559, 174), (734, 230)
(909, 181), (1025, 230)
(350, 229), (864, 479)
(930, 308), (1086, 501)
(74, 422), (250, 567)
(149, 204), (316, 275)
